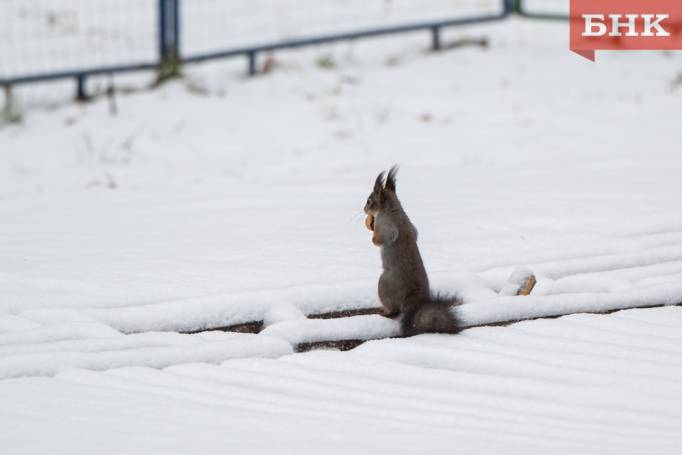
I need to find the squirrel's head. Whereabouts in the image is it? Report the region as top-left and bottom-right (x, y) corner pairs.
(364, 165), (398, 216)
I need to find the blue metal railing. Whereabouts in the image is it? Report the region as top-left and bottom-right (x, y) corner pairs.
(182, 8), (512, 75)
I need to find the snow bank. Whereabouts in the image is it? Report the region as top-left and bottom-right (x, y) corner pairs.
(0, 332), (292, 379)
(458, 282), (682, 327)
(480, 245), (682, 291)
(259, 283), (682, 347)
(79, 281), (379, 333)
(260, 314), (400, 345)
(0, 322), (120, 346)
(262, 303), (306, 327)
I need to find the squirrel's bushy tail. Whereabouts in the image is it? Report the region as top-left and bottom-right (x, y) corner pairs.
(401, 293), (461, 336)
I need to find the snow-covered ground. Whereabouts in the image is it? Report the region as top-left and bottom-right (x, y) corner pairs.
(3, 307), (682, 454)
(2, 17), (681, 329)
(1, 5), (682, 453)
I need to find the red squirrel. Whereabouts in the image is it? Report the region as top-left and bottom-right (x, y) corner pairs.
(364, 166), (460, 336)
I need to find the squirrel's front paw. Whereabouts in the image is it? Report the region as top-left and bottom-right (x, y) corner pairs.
(365, 214), (375, 231)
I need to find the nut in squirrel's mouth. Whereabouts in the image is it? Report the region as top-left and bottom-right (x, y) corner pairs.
(365, 214), (375, 231)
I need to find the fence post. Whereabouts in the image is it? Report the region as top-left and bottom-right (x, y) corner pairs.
(1, 84), (21, 123)
(247, 51), (258, 76)
(76, 74), (88, 101)
(431, 26), (441, 51)
(157, 0), (181, 82)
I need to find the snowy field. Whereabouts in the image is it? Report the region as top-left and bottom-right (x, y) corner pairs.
(2, 2), (682, 453)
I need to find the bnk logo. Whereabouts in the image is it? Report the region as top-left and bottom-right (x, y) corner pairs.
(570, 0), (682, 61)
(582, 14), (670, 37)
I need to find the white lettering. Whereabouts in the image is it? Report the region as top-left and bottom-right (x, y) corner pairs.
(641, 14), (670, 36)
(583, 14), (607, 36)
(609, 14), (639, 36)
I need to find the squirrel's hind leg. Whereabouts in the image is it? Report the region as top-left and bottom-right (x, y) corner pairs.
(381, 307), (400, 318)
(378, 273), (401, 318)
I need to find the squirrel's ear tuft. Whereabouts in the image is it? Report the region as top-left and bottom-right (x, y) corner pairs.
(373, 171), (386, 195)
(384, 165), (399, 193)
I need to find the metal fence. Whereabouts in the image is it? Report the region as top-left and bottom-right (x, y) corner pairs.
(0, 0), (519, 101)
